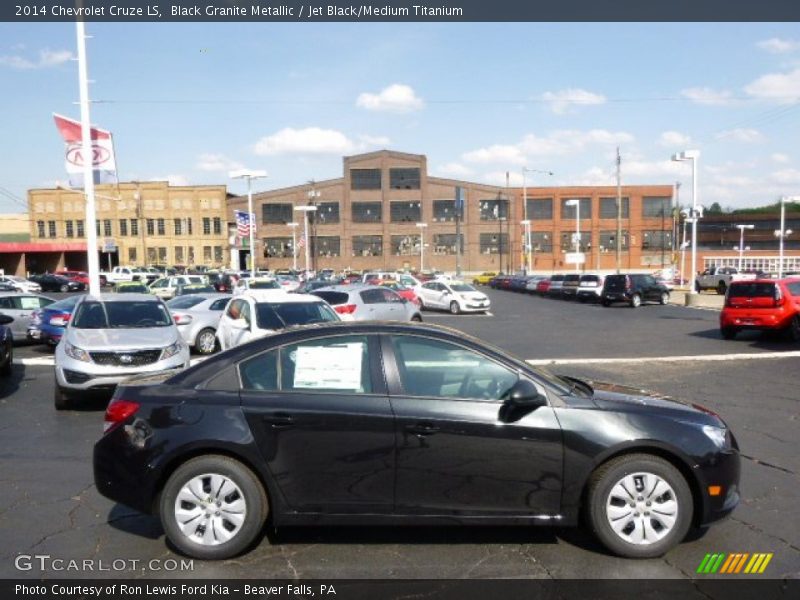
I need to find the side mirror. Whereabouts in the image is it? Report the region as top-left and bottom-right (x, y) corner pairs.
(506, 379), (546, 408)
(0, 314), (13, 325)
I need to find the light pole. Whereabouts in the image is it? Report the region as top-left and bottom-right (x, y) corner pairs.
(229, 169), (267, 277)
(672, 150), (701, 294)
(287, 222), (299, 271)
(735, 224), (755, 271)
(416, 222), (428, 273)
(565, 199), (581, 273)
(522, 167), (553, 274)
(306, 185), (321, 273)
(294, 206), (317, 276)
(776, 196), (798, 278)
(680, 212), (695, 289)
(520, 220), (531, 273)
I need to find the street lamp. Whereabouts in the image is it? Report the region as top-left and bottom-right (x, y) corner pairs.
(294, 205), (317, 276)
(565, 199), (581, 273)
(416, 222), (428, 273)
(776, 196), (799, 278)
(735, 224), (755, 271)
(287, 222), (299, 271)
(672, 150), (700, 294)
(522, 167), (553, 274)
(229, 169), (268, 277)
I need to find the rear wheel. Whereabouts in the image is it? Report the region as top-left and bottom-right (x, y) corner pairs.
(601, 299), (611, 307)
(694, 281), (701, 293)
(449, 301), (460, 315)
(60, 284), (69, 292)
(0, 343), (12, 376)
(159, 455), (268, 560)
(586, 454), (693, 558)
(195, 328), (217, 355)
(721, 327), (738, 340)
(411, 314), (423, 322)
(785, 316), (800, 342)
(716, 282), (727, 295)
(630, 294), (642, 308)
(659, 292), (670, 305)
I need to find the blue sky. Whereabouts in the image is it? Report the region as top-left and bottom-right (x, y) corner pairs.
(2, 22), (800, 212)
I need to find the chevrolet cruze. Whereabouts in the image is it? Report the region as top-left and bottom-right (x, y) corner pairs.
(94, 321), (739, 560)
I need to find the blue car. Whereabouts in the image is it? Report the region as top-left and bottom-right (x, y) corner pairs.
(33, 296), (80, 347)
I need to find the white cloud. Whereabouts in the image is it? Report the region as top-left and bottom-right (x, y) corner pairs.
(745, 68), (800, 103)
(195, 153), (244, 173)
(356, 84), (424, 113)
(0, 48), (73, 69)
(357, 134), (391, 147)
(624, 159), (686, 178)
(715, 128), (765, 143)
(540, 88), (606, 114)
(772, 152), (790, 163)
(771, 168), (800, 184)
(434, 162), (473, 178)
(658, 131), (692, 148)
(462, 144), (525, 165)
(151, 174), (190, 186)
(254, 127), (358, 156)
(757, 38), (800, 54)
(680, 87), (734, 106)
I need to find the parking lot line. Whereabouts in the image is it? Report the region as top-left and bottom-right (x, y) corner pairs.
(526, 350), (800, 366)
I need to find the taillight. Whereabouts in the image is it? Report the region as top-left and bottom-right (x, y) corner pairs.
(103, 399), (140, 433)
(172, 313), (193, 325)
(334, 304), (357, 314)
(774, 286), (784, 307)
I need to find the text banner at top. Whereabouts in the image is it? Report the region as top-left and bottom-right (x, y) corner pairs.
(4, 0), (800, 22)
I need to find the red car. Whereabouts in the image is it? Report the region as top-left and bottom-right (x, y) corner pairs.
(55, 270), (90, 286)
(536, 278), (551, 296)
(377, 280), (421, 307)
(720, 278), (800, 340)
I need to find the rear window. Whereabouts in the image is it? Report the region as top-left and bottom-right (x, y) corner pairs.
(255, 301), (339, 330)
(563, 275), (581, 283)
(311, 291), (349, 306)
(729, 282), (776, 298)
(167, 296), (206, 309)
(551, 275), (565, 282)
(580, 275), (601, 283)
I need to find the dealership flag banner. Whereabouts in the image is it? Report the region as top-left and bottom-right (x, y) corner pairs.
(53, 113), (118, 188)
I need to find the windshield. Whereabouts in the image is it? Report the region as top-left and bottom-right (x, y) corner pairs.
(250, 280), (280, 290)
(72, 300), (173, 329)
(167, 296), (206, 309)
(255, 301), (339, 330)
(451, 283), (476, 293)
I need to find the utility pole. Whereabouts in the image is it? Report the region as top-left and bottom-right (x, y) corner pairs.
(615, 147), (622, 274)
(455, 186), (463, 277)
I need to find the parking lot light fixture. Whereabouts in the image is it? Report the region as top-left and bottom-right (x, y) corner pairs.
(230, 169), (268, 277)
(520, 220), (531, 274)
(776, 196), (800, 278)
(287, 222), (299, 271)
(416, 222), (428, 273)
(565, 199), (581, 273)
(672, 150), (700, 294)
(735, 224), (755, 271)
(294, 206), (318, 276)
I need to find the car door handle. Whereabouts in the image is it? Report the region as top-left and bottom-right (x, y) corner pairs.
(405, 423), (440, 436)
(262, 413), (294, 429)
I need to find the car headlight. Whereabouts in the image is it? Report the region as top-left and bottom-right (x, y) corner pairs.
(65, 341), (91, 362)
(161, 341), (183, 360)
(702, 424), (729, 449)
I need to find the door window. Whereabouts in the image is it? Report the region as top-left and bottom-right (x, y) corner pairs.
(379, 289), (403, 303)
(16, 296), (47, 310)
(0, 297), (14, 309)
(210, 298), (230, 311)
(360, 289), (385, 304)
(390, 336), (518, 401)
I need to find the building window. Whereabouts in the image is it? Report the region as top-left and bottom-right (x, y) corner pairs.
(561, 198), (592, 220)
(530, 232), (552, 253)
(314, 236), (340, 257)
(36, 221), (45, 238)
(203, 246), (212, 262)
(128, 247), (137, 263)
(77, 220), (84, 237)
(390, 201), (421, 223)
(158, 247), (167, 264)
(641, 230), (672, 250)
(479, 199), (508, 221)
(642, 197), (672, 218)
(119, 219), (128, 237)
(352, 202), (382, 223)
(174, 218), (182, 235)
(214, 246), (223, 263)
(315, 202), (339, 224)
(213, 217), (222, 234)
(600, 197), (630, 219)
(560, 231), (591, 252)
(479, 233), (508, 254)
(264, 237), (294, 258)
(391, 234), (421, 256)
(186, 218), (193, 235)
(157, 218), (165, 236)
(599, 230), (630, 251)
(527, 198), (553, 220)
(433, 200), (460, 222)
(202, 217), (211, 235)
(352, 235), (383, 257)
(262, 203), (294, 224)
(350, 168), (382, 190)
(96, 220), (101, 235)
(48, 221), (57, 238)
(188, 246), (195, 264)
(103, 219), (112, 237)
(130, 219), (138, 236)
(175, 246), (184, 264)
(147, 247), (157, 264)
(146, 219), (155, 236)
(432, 234), (464, 255)
(389, 167), (420, 190)
(65, 221), (74, 238)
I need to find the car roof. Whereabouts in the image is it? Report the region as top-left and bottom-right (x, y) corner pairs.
(81, 293), (164, 303)
(242, 290), (319, 303)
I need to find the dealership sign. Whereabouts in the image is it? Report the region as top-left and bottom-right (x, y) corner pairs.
(53, 113), (117, 188)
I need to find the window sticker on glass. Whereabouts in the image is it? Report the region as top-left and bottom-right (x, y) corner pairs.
(293, 342), (364, 390)
(20, 297), (41, 310)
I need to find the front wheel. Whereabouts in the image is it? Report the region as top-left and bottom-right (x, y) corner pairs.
(601, 299), (611, 307)
(411, 313), (423, 322)
(60, 284), (69, 292)
(195, 328), (218, 355)
(449, 301), (460, 315)
(630, 294), (642, 308)
(159, 455), (268, 560)
(586, 454), (693, 558)
(717, 282), (727, 295)
(659, 292), (670, 305)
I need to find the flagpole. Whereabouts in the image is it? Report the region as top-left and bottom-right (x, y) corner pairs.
(76, 20), (101, 296)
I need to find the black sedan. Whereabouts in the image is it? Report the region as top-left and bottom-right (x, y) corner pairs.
(28, 274), (85, 293)
(94, 322), (740, 561)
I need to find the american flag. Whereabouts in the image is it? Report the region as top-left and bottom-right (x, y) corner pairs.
(296, 233), (306, 250)
(235, 211), (255, 236)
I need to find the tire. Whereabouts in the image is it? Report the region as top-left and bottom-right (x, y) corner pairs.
(418, 297), (426, 310)
(159, 455), (268, 560)
(586, 453), (693, 558)
(629, 294), (642, 308)
(449, 301), (460, 315)
(659, 292), (670, 306)
(721, 327), (738, 340)
(601, 299), (611, 307)
(784, 316), (800, 342)
(411, 313), (423, 322)
(60, 284), (69, 292)
(194, 328), (218, 355)
(0, 344), (12, 376)
(54, 377), (70, 410)
(694, 281), (701, 293)
(716, 282), (727, 295)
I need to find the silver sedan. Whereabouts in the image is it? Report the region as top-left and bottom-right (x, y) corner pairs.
(166, 293), (231, 355)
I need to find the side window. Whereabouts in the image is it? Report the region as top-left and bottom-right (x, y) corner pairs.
(210, 298), (230, 311)
(240, 301), (252, 325)
(240, 349), (278, 391)
(787, 282), (800, 297)
(643, 276), (656, 286)
(360, 289), (383, 304)
(390, 336), (518, 401)
(0, 297), (14, 309)
(17, 296), (45, 310)
(380, 289), (402, 303)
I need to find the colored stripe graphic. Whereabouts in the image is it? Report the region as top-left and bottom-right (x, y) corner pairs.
(696, 554), (713, 573)
(758, 554), (773, 573)
(698, 552), (773, 574)
(719, 553), (736, 573)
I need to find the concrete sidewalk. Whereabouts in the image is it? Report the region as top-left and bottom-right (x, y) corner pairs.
(669, 289), (725, 310)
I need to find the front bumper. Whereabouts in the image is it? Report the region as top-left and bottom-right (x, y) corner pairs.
(695, 448), (741, 526)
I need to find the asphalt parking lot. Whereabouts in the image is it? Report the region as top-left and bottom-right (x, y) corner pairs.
(1, 288), (798, 580)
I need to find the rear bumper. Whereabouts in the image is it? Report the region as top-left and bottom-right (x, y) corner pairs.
(720, 310), (793, 330)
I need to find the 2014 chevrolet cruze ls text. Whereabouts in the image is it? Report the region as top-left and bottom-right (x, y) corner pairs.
(94, 321), (740, 560)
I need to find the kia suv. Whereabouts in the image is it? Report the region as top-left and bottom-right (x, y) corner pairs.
(720, 278), (800, 341)
(601, 274), (670, 308)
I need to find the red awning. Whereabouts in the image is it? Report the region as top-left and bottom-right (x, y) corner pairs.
(0, 242), (88, 253)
